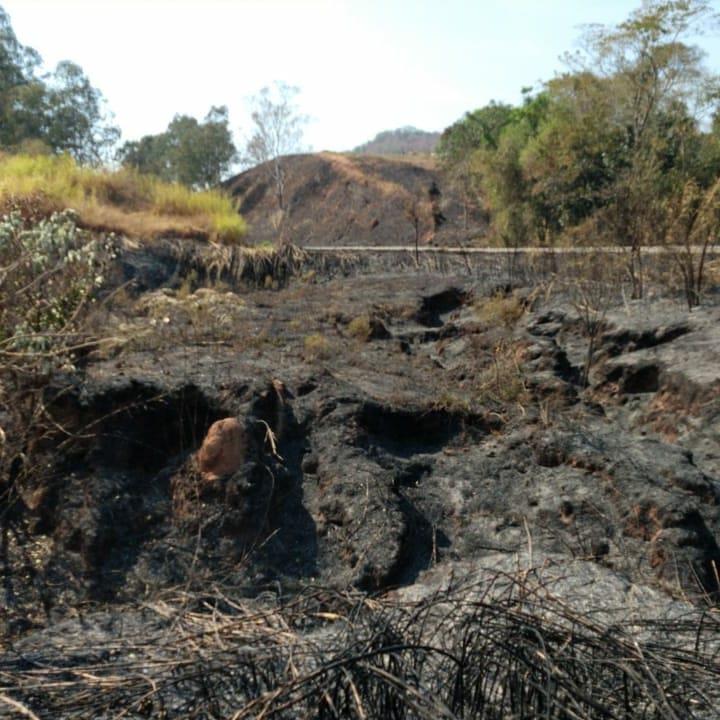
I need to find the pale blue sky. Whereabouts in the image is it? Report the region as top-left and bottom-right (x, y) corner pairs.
(3, 0), (720, 152)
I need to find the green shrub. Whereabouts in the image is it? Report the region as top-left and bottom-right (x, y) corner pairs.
(0, 210), (115, 358)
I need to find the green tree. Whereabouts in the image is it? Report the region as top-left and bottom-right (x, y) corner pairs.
(118, 106), (237, 188)
(446, 0), (719, 299)
(438, 102), (515, 230)
(44, 61), (120, 164)
(0, 6), (118, 162)
(569, 0), (720, 295)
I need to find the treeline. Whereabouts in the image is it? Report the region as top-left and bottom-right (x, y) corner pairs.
(353, 126), (441, 155)
(0, 5), (237, 188)
(0, 7), (118, 163)
(439, 0), (720, 302)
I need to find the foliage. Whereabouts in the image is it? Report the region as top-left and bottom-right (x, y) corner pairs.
(0, 7), (118, 163)
(438, 101), (516, 163)
(0, 152), (246, 243)
(440, 0), (720, 301)
(118, 106), (237, 189)
(0, 209), (114, 360)
(438, 101), (517, 230)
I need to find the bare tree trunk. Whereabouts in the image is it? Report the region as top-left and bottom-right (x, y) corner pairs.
(272, 158), (285, 211)
(628, 243), (644, 299)
(414, 215), (420, 266)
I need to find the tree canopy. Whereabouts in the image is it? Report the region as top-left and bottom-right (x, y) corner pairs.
(117, 106), (237, 189)
(439, 0), (720, 264)
(0, 6), (119, 163)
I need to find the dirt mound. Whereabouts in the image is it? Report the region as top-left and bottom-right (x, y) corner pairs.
(223, 152), (485, 247)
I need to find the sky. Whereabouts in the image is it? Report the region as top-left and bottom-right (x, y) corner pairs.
(3, 0), (720, 153)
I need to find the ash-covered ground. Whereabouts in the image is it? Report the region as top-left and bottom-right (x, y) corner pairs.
(2, 244), (719, 719)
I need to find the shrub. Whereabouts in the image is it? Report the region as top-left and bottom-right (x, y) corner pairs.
(474, 292), (525, 328)
(0, 210), (115, 358)
(346, 314), (371, 341)
(304, 333), (330, 361)
(0, 210), (117, 515)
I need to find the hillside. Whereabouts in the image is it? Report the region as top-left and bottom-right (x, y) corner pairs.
(224, 151), (485, 247)
(0, 152), (245, 243)
(352, 126), (441, 155)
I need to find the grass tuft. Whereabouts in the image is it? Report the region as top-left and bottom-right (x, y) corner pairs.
(474, 291), (526, 327)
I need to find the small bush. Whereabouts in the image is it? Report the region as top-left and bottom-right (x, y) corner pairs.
(347, 314), (371, 341)
(304, 333), (330, 361)
(0, 210), (115, 357)
(0, 210), (117, 513)
(474, 292), (525, 327)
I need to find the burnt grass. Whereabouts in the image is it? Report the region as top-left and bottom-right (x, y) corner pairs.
(2, 245), (720, 719)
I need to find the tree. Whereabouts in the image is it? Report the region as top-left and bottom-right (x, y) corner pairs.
(44, 61), (120, 164)
(242, 82), (307, 212)
(116, 133), (172, 179)
(118, 106), (237, 188)
(0, 6), (118, 163)
(438, 102), (515, 230)
(663, 177), (720, 308)
(567, 0), (720, 295)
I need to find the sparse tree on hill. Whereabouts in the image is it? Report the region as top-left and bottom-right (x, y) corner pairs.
(242, 82), (307, 213)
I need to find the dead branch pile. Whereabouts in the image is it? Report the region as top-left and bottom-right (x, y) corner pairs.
(1, 568), (718, 719)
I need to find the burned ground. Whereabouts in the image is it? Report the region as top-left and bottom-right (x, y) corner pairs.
(223, 152), (486, 247)
(1, 245), (720, 718)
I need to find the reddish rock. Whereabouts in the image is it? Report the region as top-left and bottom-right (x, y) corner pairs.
(197, 417), (247, 482)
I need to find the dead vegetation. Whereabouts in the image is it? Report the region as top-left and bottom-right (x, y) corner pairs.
(474, 291), (526, 328)
(1, 568), (718, 719)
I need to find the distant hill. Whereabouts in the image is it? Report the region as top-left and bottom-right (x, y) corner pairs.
(352, 126), (441, 156)
(223, 152), (486, 247)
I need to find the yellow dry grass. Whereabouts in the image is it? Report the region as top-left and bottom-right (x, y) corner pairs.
(0, 153), (246, 243)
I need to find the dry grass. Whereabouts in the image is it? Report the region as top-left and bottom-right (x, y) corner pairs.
(304, 333), (331, 361)
(1, 570), (718, 719)
(475, 340), (529, 406)
(321, 152), (412, 200)
(347, 314), (372, 341)
(474, 292), (526, 327)
(0, 153), (246, 243)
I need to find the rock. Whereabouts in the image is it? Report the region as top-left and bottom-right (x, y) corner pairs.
(197, 417), (247, 482)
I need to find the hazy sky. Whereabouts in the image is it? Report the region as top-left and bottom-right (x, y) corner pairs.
(3, 0), (720, 152)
